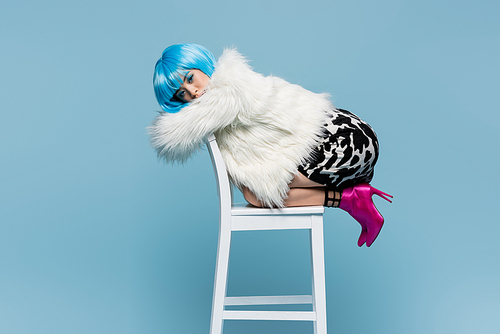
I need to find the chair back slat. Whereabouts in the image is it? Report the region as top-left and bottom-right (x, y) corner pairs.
(206, 134), (232, 214)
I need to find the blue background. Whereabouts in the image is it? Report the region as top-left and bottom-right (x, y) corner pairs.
(1, 0), (499, 333)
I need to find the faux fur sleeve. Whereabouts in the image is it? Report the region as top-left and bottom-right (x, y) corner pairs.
(148, 99), (237, 163)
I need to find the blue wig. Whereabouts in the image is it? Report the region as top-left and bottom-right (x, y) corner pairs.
(153, 44), (216, 113)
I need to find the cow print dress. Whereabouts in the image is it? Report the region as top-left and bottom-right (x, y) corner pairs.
(297, 108), (379, 190)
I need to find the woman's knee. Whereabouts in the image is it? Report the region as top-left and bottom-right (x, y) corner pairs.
(242, 187), (263, 207)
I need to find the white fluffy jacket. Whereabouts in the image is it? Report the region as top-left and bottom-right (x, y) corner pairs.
(149, 49), (334, 207)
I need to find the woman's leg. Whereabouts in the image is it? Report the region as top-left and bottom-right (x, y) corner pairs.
(243, 186), (324, 207)
(242, 173), (341, 207)
(241, 172), (391, 247)
(288, 172), (324, 188)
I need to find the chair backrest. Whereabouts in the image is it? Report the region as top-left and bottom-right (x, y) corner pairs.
(206, 134), (232, 214)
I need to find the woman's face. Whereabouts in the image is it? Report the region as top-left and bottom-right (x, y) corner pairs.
(174, 69), (210, 103)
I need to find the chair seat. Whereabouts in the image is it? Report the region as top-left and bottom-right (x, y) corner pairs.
(230, 203), (325, 231)
(231, 203), (325, 216)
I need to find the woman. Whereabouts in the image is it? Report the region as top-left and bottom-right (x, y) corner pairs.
(149, 43), (392, 247)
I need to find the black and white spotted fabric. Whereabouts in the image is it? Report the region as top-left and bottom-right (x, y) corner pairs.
(298, 108), (379, 190)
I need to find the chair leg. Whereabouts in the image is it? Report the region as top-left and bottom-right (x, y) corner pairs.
(310, 215), (327, 334)
(210, 221), (232, 334)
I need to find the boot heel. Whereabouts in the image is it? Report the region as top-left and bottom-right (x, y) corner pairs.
(371, 186), (393, 203)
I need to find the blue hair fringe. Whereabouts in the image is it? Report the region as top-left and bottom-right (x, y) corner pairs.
(153, 44), (216, 113)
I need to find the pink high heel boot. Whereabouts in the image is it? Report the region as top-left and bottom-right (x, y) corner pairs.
(339, 183), (393, 247)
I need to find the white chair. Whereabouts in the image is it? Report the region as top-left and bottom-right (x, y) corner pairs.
(206, 134), (328, 334)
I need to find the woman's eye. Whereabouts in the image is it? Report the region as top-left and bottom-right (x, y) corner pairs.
(176, 90), (186, 101)
(187, 74), (194, 83)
